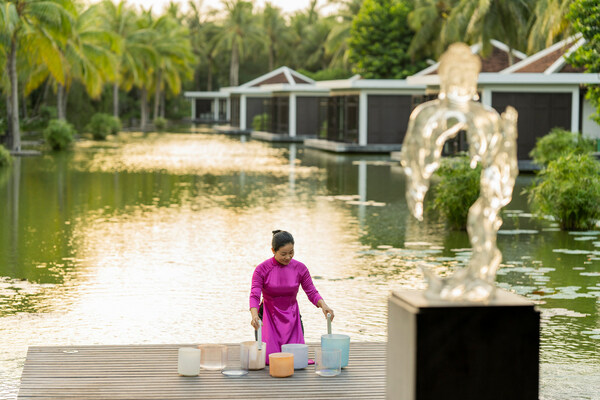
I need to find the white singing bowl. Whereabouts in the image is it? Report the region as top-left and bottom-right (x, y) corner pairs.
(281, 343), (309, 369)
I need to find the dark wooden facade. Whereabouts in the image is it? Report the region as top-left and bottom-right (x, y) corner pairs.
(193, 99), (227, 122)
(367, 95), (413, 144)
(230, 95), (240, 127)
(492, 92), (572, 159)
(194, 99), (212, 120)
(218, 99), (227, 120)
(263, 96), (289, 133)
(261, 95), (322, 136)
(319, 94), (414, 145)
(296, 96), (321, 136)
(246, 97), (266, 129)
(322, 95), (359, 143)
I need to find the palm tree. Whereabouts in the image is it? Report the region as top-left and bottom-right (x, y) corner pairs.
(131, 8), (158, 130)
(216, 0), (262, 86)
(408, 0), (458, 60)
(443, 0), (534, 63)
(289, 6), (333, 72)
(0, 0), (73, 152)
(149, 13), (195, 120)
(96, 0), (154, 120)
(187, 1), (221, 90)
(527, 0), (573, 53)
(261, 3), (290, 71)
(53, 3), (119, 120)
(324, 0), (362, 69)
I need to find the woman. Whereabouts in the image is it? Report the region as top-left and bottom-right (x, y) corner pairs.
(249, 230), (334, 363)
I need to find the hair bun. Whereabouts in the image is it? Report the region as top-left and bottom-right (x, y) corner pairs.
(272, 230), (282, 235)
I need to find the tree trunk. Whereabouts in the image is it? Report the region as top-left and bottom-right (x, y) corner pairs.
(230, 38), (239, 87)
(4, 91), (12, 146)
(33, 79), (51, 116)
(63, 87), (69, 120)
(269, 42), (274, 71)
(207, 59), (213, 91)
(153, 70), (161, 121)
(113, 82), (119, 118)
(22, 92), (27, 120)
(140, 87), (148, 131)
(8, 38), (20, 152)
(160, 92), (165, 118)
(57, 84), (66, 120)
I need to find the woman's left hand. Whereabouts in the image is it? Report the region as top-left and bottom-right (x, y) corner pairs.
(318, 300), (334, 321)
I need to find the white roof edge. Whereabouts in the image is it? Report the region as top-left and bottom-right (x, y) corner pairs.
(315, 78), (426, 90)
(261, 83), (328, 92)
(415, 40), (526, 76)
(287, 68), (316, 85)
(282, 68), (295, 85)
(413, 62), (439, 76)
(489, 39), (527, 60)
(239, 66), (287, 88)
(239, 66), (315, 88)
(414, 42), (480, 76)
(184, 91), (229, 98)
(226, 87), (272, 94)
(545, 36), (586, 74)
(409, 72), (600, 85)
(315, 78), (355, 88)
(501, 34), (582, 74)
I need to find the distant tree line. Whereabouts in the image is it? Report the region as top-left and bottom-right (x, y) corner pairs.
(0, 0), (597, 152)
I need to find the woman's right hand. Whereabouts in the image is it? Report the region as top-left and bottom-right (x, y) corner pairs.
(250, 307), (260, 330)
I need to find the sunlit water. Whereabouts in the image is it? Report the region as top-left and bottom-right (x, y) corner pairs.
(0, 131), (598, 399)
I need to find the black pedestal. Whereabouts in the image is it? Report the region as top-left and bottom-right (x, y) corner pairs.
(387, 289), (540, 400)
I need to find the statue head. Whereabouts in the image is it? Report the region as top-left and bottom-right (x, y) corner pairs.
(438, 43), (481, 102)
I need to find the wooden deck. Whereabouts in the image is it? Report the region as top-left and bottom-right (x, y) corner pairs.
(18, 342), (385, 399)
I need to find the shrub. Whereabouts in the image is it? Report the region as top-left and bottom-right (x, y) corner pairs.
(153, 117), (167, 131)
(0, 144), (11, 166)
(43, 119), (76, 150)
(86, 113), (121, 140)
(529, 127), (594, 166)
(40, 105), (58, 121)
(527, 153), (600, 230)
(319, 120), (328, 139)
(252, 113), (268, 131)
(431, 156), (482, 230)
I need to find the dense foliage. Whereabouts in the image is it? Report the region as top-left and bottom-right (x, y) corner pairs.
(529, 127), (595, 166)
(432, 156), (482, 230)
(0, 145), (11, 167)
(153, 117), (167, 131)
(0, 0), (597, 152)
(252, 113), (268, 131)
(43, 119), (76, 151)
(348, 0), (425, 78)
(86, 113), (121, 140)
(567, 0), (600, 123)
(528, 153), (600, 230)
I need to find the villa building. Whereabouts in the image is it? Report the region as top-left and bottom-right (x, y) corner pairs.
(183, 36), (600, 163)
(407, 35), (600, 160)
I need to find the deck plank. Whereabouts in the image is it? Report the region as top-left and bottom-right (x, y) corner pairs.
(18, 342), (386, 399)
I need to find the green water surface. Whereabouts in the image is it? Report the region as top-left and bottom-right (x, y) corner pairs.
(0, 131), (598, 399)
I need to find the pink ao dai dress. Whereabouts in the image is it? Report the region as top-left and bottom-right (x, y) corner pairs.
(249, 257), (323, 364)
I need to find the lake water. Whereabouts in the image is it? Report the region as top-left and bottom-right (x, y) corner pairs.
(0, 130), (598, 399)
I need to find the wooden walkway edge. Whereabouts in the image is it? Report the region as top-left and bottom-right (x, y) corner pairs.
(18, 342), (386, 399)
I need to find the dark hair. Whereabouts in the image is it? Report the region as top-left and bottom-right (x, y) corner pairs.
(272, 230), (294, 251)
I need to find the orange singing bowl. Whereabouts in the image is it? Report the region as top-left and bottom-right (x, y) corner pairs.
(268, 352), (294, 378)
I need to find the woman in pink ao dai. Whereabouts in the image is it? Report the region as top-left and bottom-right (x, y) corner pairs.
(249, 230), (334, 364)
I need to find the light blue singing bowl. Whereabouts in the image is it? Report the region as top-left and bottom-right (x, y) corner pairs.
(320, 334), (350, 368)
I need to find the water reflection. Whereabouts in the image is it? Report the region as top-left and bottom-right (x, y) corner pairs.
(0, 132), (598, 399)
